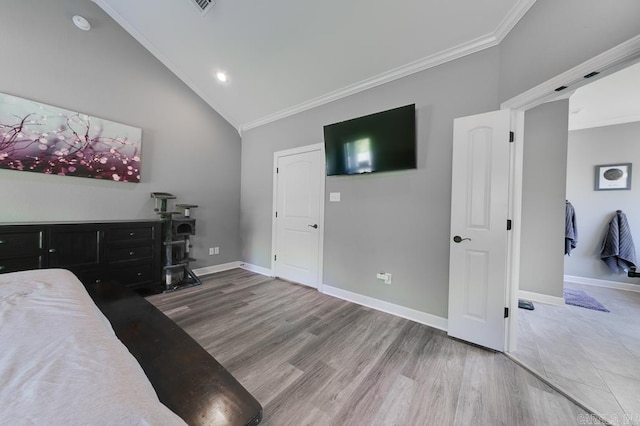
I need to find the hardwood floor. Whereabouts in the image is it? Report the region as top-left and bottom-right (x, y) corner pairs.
(147, 269), (591, 425)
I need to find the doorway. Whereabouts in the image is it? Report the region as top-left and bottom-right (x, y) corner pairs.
(447, 36), (640, 354)
(271, 143), (326, 288)
(509, 61), (640, 421)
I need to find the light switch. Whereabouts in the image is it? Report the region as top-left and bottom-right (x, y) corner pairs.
(329, 192), (341, 202)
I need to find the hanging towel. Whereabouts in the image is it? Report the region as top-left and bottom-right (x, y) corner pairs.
(565, 200), (578, 255)
(600, 210), (637, 273)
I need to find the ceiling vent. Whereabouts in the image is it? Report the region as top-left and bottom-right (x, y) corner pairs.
(190, 0), (215, 15)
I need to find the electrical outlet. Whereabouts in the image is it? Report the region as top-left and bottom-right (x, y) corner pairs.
(209, 247), (215, 255)
(214, 247), (220, 255)
(376, 272), (392, 285)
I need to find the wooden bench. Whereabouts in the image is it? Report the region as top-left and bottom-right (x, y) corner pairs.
(86, 281), (262, 426)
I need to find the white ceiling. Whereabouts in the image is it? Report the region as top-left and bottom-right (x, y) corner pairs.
(569, 61), (640, 131)
(93, 0), (536, 131)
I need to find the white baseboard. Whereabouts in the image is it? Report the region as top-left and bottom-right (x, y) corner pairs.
(321, 285), (448, 332)
(518, 290), (565, 306)
(193, 261), (241, 277)
(239, 262), (273, 277)
(564, 274), (640, 294)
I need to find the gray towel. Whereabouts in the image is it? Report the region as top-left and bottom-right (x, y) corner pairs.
(565, 200), (577, 255)
(600, 210), (637, 273)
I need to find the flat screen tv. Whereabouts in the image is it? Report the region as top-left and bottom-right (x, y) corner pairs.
(323, 104), (416, 176)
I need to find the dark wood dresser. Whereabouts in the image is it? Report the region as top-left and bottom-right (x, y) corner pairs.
(0, 220), (161, 290)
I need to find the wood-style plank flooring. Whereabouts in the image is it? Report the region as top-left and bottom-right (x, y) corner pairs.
(147, 269), (591, 425)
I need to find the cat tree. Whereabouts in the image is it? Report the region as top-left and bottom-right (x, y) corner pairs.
(150, 192), (202, 292)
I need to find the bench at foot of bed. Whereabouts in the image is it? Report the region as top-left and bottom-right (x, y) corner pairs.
(87, 281), (263, 426)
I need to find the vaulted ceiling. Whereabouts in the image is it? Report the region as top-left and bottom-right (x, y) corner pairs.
(93, 0), (537, 132)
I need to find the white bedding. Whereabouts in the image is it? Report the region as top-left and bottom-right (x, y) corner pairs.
(0, 269), (186, 426)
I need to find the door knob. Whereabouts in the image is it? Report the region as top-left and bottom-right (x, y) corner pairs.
(453, 236), (471, 243)
(308, 224), (318, 229)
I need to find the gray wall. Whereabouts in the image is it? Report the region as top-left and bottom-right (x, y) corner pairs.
(519, 100), (569, 297)
(240, 0), (640, 319)
(0, 0), (242, 267)
(241, 49), (501, 318)
(498, 0), (640, 102)
(565, 121), (640, 284)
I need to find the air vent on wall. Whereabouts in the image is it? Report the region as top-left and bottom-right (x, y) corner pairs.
(190, 0), (215, 15)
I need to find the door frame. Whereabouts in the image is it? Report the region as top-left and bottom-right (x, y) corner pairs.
(501, 34), (640, 352)
(271, 143), (326, 290)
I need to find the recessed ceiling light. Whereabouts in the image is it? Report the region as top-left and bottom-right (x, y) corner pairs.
(216, 72), (228, 83)
(72, 15), (91, 31)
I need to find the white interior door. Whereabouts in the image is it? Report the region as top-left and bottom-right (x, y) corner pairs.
(448, 109), (511, 351)
(273, 147), (324, 288)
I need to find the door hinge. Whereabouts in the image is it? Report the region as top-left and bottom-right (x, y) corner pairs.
(509, 131), (515, 142)
(507, 219), (512, 230)
(504, 307), (509, 318)
(274, 255), (277, 261)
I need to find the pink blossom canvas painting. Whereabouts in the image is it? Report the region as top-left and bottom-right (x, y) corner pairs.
(0, 92), (142, 183)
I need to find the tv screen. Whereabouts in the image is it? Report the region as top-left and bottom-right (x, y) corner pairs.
(323, 104), (416, 176)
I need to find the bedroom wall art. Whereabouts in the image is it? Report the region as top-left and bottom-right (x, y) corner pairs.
(594, 163), (632, 191)
(0, 92), (142, 183)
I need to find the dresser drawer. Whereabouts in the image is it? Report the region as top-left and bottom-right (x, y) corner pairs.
(109, 226), (154, 243)
(0, 256), (43, 274)
(107, 245), (153, 263)
(0, 231), (43, 257)
(75, 269), (111, 286)
(116, 264), (154, 287)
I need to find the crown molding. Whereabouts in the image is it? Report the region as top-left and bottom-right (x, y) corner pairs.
(91, 0), (240, 130)
(569, 114), (640, 131)
(240, 32), (499, 132)
(494, 0), (537, 43)
(240, 0), (538, 132)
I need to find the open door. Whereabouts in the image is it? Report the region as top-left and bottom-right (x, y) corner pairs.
(448, 109), (512, 351)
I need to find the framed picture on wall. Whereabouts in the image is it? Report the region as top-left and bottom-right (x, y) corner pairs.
(0, 92), (142, 183)
(595, 163), (632, 191)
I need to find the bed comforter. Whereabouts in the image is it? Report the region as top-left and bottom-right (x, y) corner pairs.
(0, 269), (186, 425)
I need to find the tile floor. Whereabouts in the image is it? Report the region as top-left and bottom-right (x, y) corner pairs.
(509, 283), (640, 426)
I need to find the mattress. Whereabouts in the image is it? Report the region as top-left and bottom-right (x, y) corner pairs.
(0, 269), (187, 425)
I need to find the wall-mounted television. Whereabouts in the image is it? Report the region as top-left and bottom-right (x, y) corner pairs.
(323, 104), (416, 176)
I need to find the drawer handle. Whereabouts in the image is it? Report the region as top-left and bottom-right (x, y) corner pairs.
(129, 232), (135, 236)
(48, 248), (56, 253)
(137, 272), (142, 276)
(0, 266), (5, 271)
(129, 251), (135, 256)
(95, 279), (102, 283)
(0, 240), (4, 244)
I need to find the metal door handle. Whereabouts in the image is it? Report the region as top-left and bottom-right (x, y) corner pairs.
(308, 224), (318, 229)
(453, 236), (471, 243)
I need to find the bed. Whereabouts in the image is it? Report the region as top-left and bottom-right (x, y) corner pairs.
(0, 269), (262, 425)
